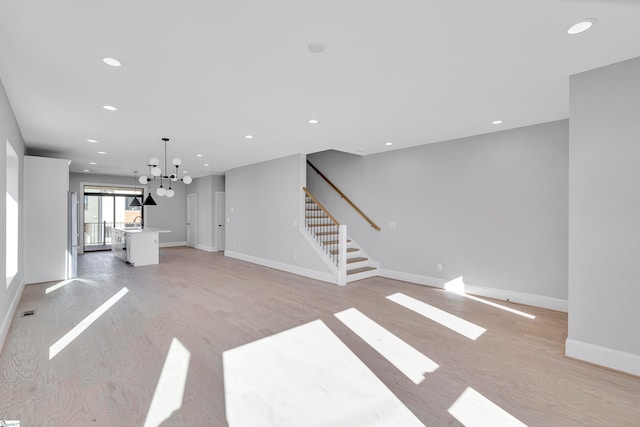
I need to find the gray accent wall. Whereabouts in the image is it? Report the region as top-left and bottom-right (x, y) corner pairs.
(69, 173), (188, 249)
(225, 153), (330, 274)
(568, 57), (640, 363)
(308, 120), (569, 300)
(0, 79), (26, 353)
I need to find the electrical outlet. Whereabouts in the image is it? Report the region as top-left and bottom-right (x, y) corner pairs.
(437, 263), (443, 271)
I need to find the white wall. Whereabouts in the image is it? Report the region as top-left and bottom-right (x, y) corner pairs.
(567, 56), (640, 376)
(0, 79), (26, 354)
(225, 153), (332, 281)
(308, 120), (569, 309)
(69, 173), (188, 250)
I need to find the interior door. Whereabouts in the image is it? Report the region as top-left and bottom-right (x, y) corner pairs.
(215, 192), (225, 251)
(187, 194), (197, 248)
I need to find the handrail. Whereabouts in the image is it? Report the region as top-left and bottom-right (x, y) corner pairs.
(302, 187), (340, 226)
(306, 160), (381, 231)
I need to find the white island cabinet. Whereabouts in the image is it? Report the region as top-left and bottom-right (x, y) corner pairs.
(112, 227), (170, 266)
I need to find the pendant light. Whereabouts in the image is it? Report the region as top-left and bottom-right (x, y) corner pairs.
(129, 171), (142, 207)
(138, 138), (192, 201)
(142, 164), (157, 206)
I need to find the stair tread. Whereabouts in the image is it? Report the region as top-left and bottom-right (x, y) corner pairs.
(322, 239), (352, 245)
(329, 247), (359, 254)
(315, 231), (338, 236)
(347, 266), (377, 275)
(308, 223), (335, 228)
(346, 257), (368, 264)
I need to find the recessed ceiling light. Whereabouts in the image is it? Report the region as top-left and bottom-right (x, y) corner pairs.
(492, 120), (504, 125)
(83, 169), (90, 172)
(204, 163), (210, 166)
(97, 151), (108, 154)
(196, 154), (203, 157)
(86, 139), (98, 143)
(385, 142), (393, 146)
(567, 18), (598, 35)
(245, 135), (253, 139)
(308, 42), (326, 53)
(89, 162), (97, 165)
(102, 57), (122, 67)
(103, 105), (117, 111)
(308, 119), (319, 124)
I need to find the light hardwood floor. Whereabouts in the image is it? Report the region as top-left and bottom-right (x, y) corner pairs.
(1, 248), (639, 426)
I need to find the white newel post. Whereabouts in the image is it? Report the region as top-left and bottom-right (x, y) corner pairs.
(338, 225), (348, 286)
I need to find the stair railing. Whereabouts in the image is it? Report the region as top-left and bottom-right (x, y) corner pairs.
(307, 160), (381, 231)
(303, 187), (347, 284)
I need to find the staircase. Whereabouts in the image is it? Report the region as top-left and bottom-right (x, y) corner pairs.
(303, 188), (378, 285)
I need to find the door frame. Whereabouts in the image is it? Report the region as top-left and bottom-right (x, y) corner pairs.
(214, 191), (225, 252)
(187, 193), (197, 248)
(81, 183), (143, 252)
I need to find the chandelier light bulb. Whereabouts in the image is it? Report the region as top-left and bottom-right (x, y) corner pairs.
(182, 176), (192, 185)
(151, 166), (162, 177)
(170, 174), (178, 181)
(156, 186), (166, 197)
(172, 157), (182, 166)
(166, 189), (175, 198)
(149, 157), (160, 167)
(139, 175), (148, 184)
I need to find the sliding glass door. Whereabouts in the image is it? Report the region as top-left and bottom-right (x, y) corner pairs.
(83, 186), (143, 251)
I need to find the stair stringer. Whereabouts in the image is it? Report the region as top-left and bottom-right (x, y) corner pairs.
(299, 224), (340, 284)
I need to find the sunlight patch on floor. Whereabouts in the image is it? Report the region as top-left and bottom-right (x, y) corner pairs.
(448, 387), (527, 427)
(386, 293), (486, 340)
(49, 287), (129, 359)
(335, 308), (439, 384)
(454, 292), (536, 320)
(444, 277), (536, 319)
(223, 320), (424, 427)
(45, 278), (95, 294)
(144, 337), (191, 427)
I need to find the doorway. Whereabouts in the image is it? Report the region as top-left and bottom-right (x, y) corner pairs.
(83, 185), (144, 252)
(215, 192), (225, 251)
(187, 194), (197, 248)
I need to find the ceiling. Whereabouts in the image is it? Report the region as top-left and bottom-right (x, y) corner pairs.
(1, 0), (639, 178)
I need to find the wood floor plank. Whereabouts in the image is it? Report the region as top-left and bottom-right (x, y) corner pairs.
(0, 248), (639, 426)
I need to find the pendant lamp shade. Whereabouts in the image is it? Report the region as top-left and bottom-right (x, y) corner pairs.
(129, 171), (143, 207)
(143, 194), (157, 206)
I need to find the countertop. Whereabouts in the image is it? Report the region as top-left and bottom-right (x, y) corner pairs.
(113, 227), (171, 233)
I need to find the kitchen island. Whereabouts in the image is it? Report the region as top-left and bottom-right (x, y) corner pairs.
(112, 227), (170, 266)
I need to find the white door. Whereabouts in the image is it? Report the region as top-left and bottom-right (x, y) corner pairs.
(215, 192), (225, 251)
(187, 194), (197, 248)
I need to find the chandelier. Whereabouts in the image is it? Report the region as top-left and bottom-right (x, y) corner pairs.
(139, 138), (192, 205)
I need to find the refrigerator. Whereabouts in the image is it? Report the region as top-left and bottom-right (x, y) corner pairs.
(67, 191), (78, 279)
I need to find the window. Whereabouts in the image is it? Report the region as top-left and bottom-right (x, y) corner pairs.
(83, 185), (144, 251)
(6, 140), (19, 288)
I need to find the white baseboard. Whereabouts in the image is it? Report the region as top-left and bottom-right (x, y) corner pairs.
(566, 338), (640, 377)
(0, 278), (25, 356)
(378, 268), (568, 312)
(195, 243), (217, 252)
(225, 250), (337, 285)
(160, 241), (187, 248)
